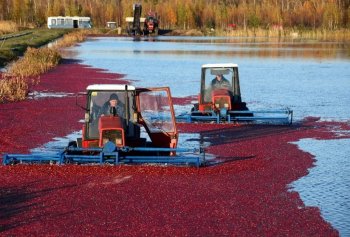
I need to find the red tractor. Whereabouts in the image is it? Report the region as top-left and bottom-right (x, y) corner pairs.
(79, 84), (177, 150)
(144, 11), (159, 35)
(177, 63), (293, 124)
(3, 84), (203, 166)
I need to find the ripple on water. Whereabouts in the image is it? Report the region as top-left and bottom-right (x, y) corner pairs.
(290, 138), (350, 236)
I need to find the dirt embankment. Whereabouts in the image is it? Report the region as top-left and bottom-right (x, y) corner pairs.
(1, 59), (349, 236)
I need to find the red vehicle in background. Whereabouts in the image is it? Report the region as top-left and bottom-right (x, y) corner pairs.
(126, 5), (160, 36)
(144, 11), (159, 35)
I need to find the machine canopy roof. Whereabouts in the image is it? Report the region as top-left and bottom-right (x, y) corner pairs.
(87, 84), (136, 91)
(202, 63), (238, 69)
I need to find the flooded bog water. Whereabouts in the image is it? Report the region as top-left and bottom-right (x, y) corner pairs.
(65, 36), (350, 121)
(62, 36), (350, 234)
(291, 138), (350, 236)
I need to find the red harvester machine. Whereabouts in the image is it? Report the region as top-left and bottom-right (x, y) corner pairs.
(3, 85), (204, 167)
(177, 63), (293, 124)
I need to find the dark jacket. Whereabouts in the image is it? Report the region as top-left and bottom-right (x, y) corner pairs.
(211, 77), (231, 90)
(101, 101), (125, 117)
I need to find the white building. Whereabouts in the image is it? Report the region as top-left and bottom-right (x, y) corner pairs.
(106, 22), (117, 29)
(47, 16), (92, 29)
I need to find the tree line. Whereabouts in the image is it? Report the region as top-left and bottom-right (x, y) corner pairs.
(0, 0), (349, 30)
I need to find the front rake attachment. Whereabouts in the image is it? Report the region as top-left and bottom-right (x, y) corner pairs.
(2, 142), (206, 168)
(177, 108), (293, 125)
(228, 108), (293, 124)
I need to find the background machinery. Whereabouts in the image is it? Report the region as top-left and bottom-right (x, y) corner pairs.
(126, 4), (159, 36)
(177, 63), (293, 124)
(3, 85), (204, 167)
(127, 3), (143, 36)
(143, 11), (159, 35)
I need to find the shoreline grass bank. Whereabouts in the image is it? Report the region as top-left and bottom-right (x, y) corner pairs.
(0, 28), (71, 67)
(0, 30), (92, 103)
(169, 27), (350, 42)
(220, 28), (350, 42)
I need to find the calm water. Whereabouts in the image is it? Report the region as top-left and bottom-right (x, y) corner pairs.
(64, 36), (350, 235)
(66, 36), (350, 121)
(291, 138), (350, 236)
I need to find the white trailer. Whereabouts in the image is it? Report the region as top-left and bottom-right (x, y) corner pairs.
(47, 16), (92, 29)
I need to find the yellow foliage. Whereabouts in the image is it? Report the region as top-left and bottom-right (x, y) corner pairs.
(1, 30), (94, 103)
(54, 30), (87, 48)
(1, 47), (60, 102)
(0, 76), (28, 103)
(0, 21), (19, 35)
(7, 47), (61, 79)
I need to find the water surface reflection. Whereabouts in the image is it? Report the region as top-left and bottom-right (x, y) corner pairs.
(65, 36), (350, 121)
(80, 36), (350, 59)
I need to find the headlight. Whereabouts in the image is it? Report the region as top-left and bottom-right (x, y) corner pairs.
(115, 138), (123, 145)
(214, 97), (230, 109)
(101, 130), (123, 146)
